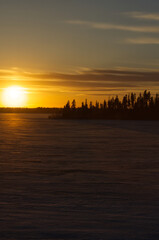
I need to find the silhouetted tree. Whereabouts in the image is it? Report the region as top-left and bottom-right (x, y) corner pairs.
(71, 99), (76, 109)
(115, 95), (120, 109)
(131, 93), (136, 108)
(89, 101), (93, 109)
(155, 94), (159, 108)
(149, 96), (154, 108)
(95, 101), (99, 109)
(122, 95), (128, 109)
(127, 94), (131, 108)
(103, 100), (107, 109)
(64, 100), (70, 109)
(81, 102), (85, 110)
(100, 103), (103, 109)
(85, 99), (88, 109)
(143, 90), (150, 108)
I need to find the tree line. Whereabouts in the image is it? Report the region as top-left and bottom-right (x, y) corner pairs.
(61, 90), (159, 120)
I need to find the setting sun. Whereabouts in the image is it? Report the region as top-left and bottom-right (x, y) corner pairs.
(2, 86), (27, 107)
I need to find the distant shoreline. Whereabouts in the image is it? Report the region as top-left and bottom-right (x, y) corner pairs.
(0, 108), (159, 121)
(0, 107), (62, 114)
(49, 90), (159, 121)
(48, 110), (159, 121)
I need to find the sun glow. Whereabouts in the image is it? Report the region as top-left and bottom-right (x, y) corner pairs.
(2, 86), (27, 107)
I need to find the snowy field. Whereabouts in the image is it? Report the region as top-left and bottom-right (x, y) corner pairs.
(0, 114), (159, 240)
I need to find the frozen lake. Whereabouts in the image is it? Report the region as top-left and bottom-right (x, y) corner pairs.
(0, 114), (159, 239)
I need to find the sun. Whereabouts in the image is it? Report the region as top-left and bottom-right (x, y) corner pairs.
(2, 86), (27, 107)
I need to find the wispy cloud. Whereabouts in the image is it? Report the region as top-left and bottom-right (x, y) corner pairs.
(1, 68), (159, 91)
(0, 69), (16, 77)
(67, 20), (159, 33)
(127, 12), (159, 21)
(126, 37), (159, 44)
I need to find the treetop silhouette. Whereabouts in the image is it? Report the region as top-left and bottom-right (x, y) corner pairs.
(50, 90), (159, 120)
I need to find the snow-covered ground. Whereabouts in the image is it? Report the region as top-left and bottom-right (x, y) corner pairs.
(0, 114), (159, 239)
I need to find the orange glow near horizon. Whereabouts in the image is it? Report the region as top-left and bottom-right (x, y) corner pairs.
(1, 68), (159, 108)
(2, 86), (27, 107)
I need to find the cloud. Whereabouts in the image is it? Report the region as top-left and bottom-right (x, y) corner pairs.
(127, 12), (159, 21)
(1, 68), (159, 93)
(0, 69), (16, 77)
(67, 20), (159, 33)
(126, 38), (159, 44)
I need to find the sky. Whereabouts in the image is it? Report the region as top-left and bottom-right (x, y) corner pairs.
(0, 0), (159, 107)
